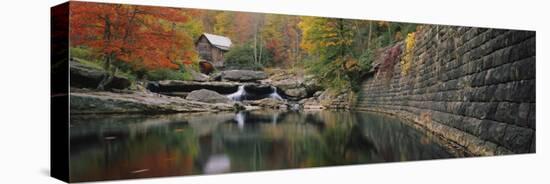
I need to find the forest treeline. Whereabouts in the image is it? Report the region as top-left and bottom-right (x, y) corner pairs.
(69, 2), (417, 91)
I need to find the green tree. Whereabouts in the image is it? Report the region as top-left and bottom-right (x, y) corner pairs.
(299, 17), (359, 90)
(225, 44), (272, 70)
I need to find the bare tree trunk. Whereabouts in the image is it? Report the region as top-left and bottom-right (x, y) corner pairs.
(295, 26), (300, 65)
(98, 15), (113, 90)
(253, 31), (257, 65)
(258, 37), (263, 65)
(353, 20), (362, 52)
(338, 19), (346, 57)
(367, 21), (373, 50)
(168, 22), (183, 71)
(387, 22), (392, 45)
(253, 16), (258, 65)
(122, 7), (137, 43)
(98, 53), (117, 90)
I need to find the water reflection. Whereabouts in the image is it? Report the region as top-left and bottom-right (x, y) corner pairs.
(69, 111), (455, 182)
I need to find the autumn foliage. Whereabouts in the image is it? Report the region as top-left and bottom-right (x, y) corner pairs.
(299, 17), (360, 90)
(379, 45), (402, 80)
(69, 2), (198, 70)
(67, 1), (417, 89)
(401, 32), (416, 75)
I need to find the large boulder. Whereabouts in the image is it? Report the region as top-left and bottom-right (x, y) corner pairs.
(272, 78), (301, 90)
(70, 61), (104, 89)
(106, 75), (132, 90)
(303, 75), (323, 95)
(222, 70), (268, 82)
(70, 90), (235, 114)
(146, 80), (275, 99)
(186, 89), (232, 104)
(266, 69), (313, 100)
(272, 79), (308, 100)
(243, 98), (287, 109)
(70, 60), (131, 90)
(147, 80), (241, 94)
(283, 87), (308, 99)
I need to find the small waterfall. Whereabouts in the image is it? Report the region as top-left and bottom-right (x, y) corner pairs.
(227, 85), (246, 101)
(268, 86), (283, 100)
(226, 85), (285, 101)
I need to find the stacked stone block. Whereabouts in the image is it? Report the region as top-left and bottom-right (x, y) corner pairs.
(354, 25), (535, 155)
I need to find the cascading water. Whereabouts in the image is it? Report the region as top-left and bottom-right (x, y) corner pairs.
(226, 85), (246, 101)
(268, 86), (284, 101)
(226, 85), (285, 101)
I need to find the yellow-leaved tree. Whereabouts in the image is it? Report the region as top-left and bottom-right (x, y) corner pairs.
(401, 32), (416, 75)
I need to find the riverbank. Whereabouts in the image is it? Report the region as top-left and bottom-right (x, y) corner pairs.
(69, 58), (353, 114)
(70, 88), (239, 114)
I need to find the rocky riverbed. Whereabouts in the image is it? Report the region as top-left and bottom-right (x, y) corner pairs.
(69, 61), (351, 114)
(70, 89), (238, 114)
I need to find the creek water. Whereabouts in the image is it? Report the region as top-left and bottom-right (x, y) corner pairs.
(69, 110), (457, 182)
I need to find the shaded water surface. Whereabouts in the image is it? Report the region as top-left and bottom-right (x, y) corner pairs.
(69, 111), (456, 182)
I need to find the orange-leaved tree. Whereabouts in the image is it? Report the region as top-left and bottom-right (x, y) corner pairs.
(69, 2), (198, 72)
(262, 15), (302, 66)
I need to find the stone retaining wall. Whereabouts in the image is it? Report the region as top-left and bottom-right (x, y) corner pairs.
(354, 25), (535, 155)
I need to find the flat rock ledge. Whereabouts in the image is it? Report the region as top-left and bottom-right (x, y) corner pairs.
(70, 90), (236, 114)
(186, 89), (233, 104)
(221, 70), (268, 82)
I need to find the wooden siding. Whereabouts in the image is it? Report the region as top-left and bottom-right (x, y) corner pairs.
(196, 35), (226, 67)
